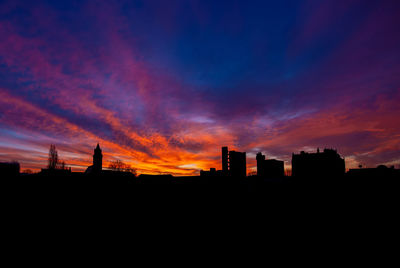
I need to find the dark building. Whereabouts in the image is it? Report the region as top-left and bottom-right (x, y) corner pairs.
(200, 168), (224, 177)
(93, 143), (103, 172)
(85, 143), (103, 174)
(222, 146), (228, 175)
(0, 162), (20, 176)
(201, 146), (247, 177)
(292, 148), (345, 178)
(224, 147), (246, 177)
(256, 153), (284, 178)
(347, 165), (400, 178)
(229, 150), (246, 177)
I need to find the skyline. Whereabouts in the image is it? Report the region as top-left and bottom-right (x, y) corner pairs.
(1, 0), (400, 175)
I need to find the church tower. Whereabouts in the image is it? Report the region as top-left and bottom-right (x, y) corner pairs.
(93, 143), (103, 173)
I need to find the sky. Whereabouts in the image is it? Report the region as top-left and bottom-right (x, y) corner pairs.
(0, 0), (399, 175)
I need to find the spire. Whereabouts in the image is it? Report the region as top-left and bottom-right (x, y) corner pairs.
(95, 143), (101, 152)
(93, 143), (103, 172)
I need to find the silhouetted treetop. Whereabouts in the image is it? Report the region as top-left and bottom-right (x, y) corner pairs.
(48, 144), (58, 170)
(108, 159), (137, 175)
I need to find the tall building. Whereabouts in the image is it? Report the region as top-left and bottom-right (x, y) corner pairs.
(229, 150), (246, 177)
(201, 146), (247, 177)
(292, 148), (345, 178)
(256, 153), (266, 176)
(222, 146), (228, 175)
(221, 146), (246, 177)
(93, 143), (103, 173)
(256, 152), (284, 178)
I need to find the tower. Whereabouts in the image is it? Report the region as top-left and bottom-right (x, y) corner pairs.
(256, 152), (265, 176)
(222, 146), (228, 175)
(93, 143), (103, 173)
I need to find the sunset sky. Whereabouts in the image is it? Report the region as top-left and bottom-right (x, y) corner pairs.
(1, 0), (399, 175)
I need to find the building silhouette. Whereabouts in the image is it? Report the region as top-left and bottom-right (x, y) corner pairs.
(200, 168), (224, 176)
(292, 148), (345, 178)
(347, 165), (400, 178)
(85, 143), (103, 174)
(222, 146), (229, 175)
(222, 147), (246, 177)
(200, 146), (247, 177)
(256, 152), (284, 178)
(93, 143), (103, 172)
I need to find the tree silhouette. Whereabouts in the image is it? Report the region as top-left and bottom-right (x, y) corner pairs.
(48, 144), (58, 170)
(108, 160), (136, 175)
(109, 159), (124, 171)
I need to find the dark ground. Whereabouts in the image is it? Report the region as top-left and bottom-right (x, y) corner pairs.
(2, 173), (399, 262)
(3, 173), (399, 205)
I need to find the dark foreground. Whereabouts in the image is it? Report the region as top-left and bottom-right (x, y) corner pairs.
(3, 173), (399, 203)
(2, 173), (399, 260)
